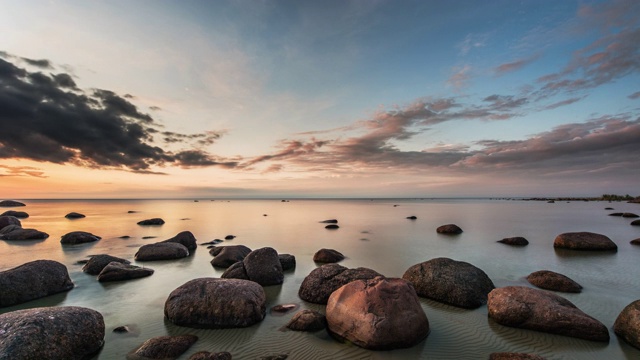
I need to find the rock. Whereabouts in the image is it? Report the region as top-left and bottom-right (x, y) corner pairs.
(498, 237), (529, 246)
(120, 235), (131, 239)
(320, 219), (338, 223)
(298, 264), (383, 304)
(436, 224), (463, 234)
(162, 231), (197, 251)
(225, 234), (236, 240)
(0, 227), (49, 240)
(605, 207), (615, 210)
(489, 353), (547, 360)
(243, 247), (284, 286)
(137, 218), (165, 225)
(553, 232), (617, 251)
(526, 270), (582, 293)
(221, 261), (249, 280)
(270, 304), (298, 314)
(406, 216), (417, 220)
(278, 254), (296, 271)
(135, 242), (189, 261)
(0, 306), (104, 360)
(113, 325), (130, 333)
(165, 278), (266, 328)
(622, 213), (639, 218)
(129, 334), (198, 359)
(614, 299), (640, 350)
(0, 260), (74, 307)
(98, 262), (154, 282)
(65, 212), (86, 219)
(313, 248), (344, 263)
(60, 231), (101, 245)
(0, 210), (28, 218)
(261, 354), (288, 360)
(326, 276), (429, 350)
(402, 257), (495, 309)
(189, 351), (233, 360)
(0, 215), (21, 229)
(285, 310), (326, 331)
(608, 212), (624, 216)
(487, 286), (609, 342)
(82, 254), (130, 275)
(210, 245), (252, 268)
(0, 200), (25, 207)
(324, 224), (339, 229)
(631, 238), (640, 245)
(631, 220), (640, 226)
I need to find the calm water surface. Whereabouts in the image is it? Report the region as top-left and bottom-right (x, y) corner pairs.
(1, 199), (639, 359)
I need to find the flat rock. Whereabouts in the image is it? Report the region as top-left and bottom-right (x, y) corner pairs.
(631, 238), (640, 245)
(137, 218), (165, 225)
(631, 220), (640, 226)
(402, 257), (495, 309)
(65, 212), (86, 219)
(622, 213), (639, 218)
(313, 248), (344, 263)
(0, 306), (104, 360)
(553, 232), (617, 251)
(324, 224), (340, 229)
(0, 210), (28, 218)
(0, 200), (25, 207)
(320, 219), (338, 224)
(60, 231), (101, 245)
(0, 227), (49, 240)
(129, 334), (198, 359)
(164, 278), (266, 328)
(526, 270), (582, 293)
(82, 254), (130, 275)
(0, 260), (74, 307)
(210, 245), (252, 268)
(98, 262), (154, 282)
(135, 242), (189, 261)
(498, 237), (529, 246)
(488, 286), (609, 342)
(161, 231), (197, 251)
(614, 300), (640, 350)
(436, 224), (463, 234)
(285, 309), (326, 332)
(298, 263), (382, 304)
(326, 276), (430, 350)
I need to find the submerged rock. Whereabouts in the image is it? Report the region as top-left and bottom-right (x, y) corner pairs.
(402, 257), (495, 309)
(0, 210), (28, 218)
(526, 270), (582, 293)
(65, 212), (86, 219)
(320, 219), (338, 223)
(498, 237), (529, 246)
(406, 216), (417, 220)
(0, 227), (49, 241)
(61, 231), (101, 245)
(82, 254), (130, 275)
(0, 215), (21, 229)
(326, 276), (430, 350)
(129, 334), (198, 359)
(488, 286), (609, 342)
(0, 306), (105, 360)
(189, 351), (233, 360)
(137, 218), (165, 225)
(0, 200), (25, 207)
(489, 353), (547, 360)
(164, 278), (266, 328)
(622, 213), (639, 218)
(553, 232), (617, 251)
(313, 248), (344, 263)
(0, 260), (74, 307)
(135, 242), (189, 261)
(97, 262), (154, 282)
(631, 238), (640, 245)
(298, 264), (382, 304)
(285, 309), (326, 331)
(614, 299), (640, 350)
(436, 224), (463, 234)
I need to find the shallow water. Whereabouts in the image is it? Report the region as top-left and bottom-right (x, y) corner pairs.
(1, 198), (639, 359)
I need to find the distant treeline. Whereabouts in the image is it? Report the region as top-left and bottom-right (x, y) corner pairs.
(523, 194), (640, 202)
(600, 194), (639, 202)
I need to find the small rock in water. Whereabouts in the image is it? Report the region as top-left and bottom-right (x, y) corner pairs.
(631, 220), (640, 226)
(189, 351), (233, 360)
(270, 303), (299, 314)
(0, 200), (26, 207)
(137, 218), (165, 225)
(113, 325), (130, 333)
(498, 237), (529, 246)
(622, 212), (639, 218)
(142, 236), (157, 239)
(65, 212), (86, 219)
(313, 248), (344, 263)
(325, 224), (339, 229)
(225, 235), (236, 240)
(119, 235), (131, 239)
(0, 210), (29, 218)
(320, 219), (338, 224)
(406, 216), (417, 220)
(489, 353), (547, 360)
(436, 224), (463, 234)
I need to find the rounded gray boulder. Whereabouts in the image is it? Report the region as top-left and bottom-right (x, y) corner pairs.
(0, 260), (74, 307)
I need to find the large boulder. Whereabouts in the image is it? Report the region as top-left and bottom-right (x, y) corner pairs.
(298, 264), (383, 304)
(98, 262), (154, 282)
(0, 226), (49, 240)
(614, 299), (640, 350)
(0, 200), (25, 207)
(210, 245), (252, 268)
(221, 261), (249, 280)
(0, 215), (21, 229)
(162, 231), (197, 251)
(402, 257), (495, 309)
(60, 231), (101, 245)
(436, 223), (463, 234)
(313, 248), (344, 263)
(0, 260), (74, 307)
(488, 286), (609, 342)
(526, 270), (582, 293)
(243, 247), (284, 286)
(165, 278), (266, 328)
(135, 242), (189, 261)
(0, 306), (104, 360)
(0, 210), (28, 218)
(82, 254), (130, 275)
(285, 310), (326, 332)
(129, 334), (198, 359)
(326, 276), (429, 350)
(553, 232), (617, 251)
(137, 218), (165, 225)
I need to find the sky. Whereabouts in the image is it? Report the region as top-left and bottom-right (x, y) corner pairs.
(0, 0), (638, 198)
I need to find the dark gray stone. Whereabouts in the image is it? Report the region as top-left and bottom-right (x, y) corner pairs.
(298, 264), (382, 304)
(135, 242), (189, 261)
(82, 254), (130, 275)
(0, 260), (74, 307)
(97, 262), (154, 282)
(60, 231), (101, 245)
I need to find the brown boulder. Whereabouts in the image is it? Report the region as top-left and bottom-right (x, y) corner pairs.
(221, 261), (249, 280)
(298, 263), (382, 304)
(165, 278), (266, 328)
(326, 276), (429, 350)
(82, 254), (130, 275)
(128, 334), (198, 359)
(0, 200), (25, 207)
(161, 231), (197, 251)
(0, 260), (74, 307)
(526, 270), (582, 293)
(313, 248), (344, 263)
(243, 247), (284, 286)
(60, 231), (101, 245)
(402, 257), (495, 309)
(135, 242), (189, 261)
(0, 227), (49, 240)
(137, 218), (165, 225)
(436, 224), (463, 234)
(97, 262), (154, 282)
(498, 237), (529, 246)
(189, 351), (232, 360)
(614, 299), (640, 350)
(285, 309), (326, 331)
(553, 232), (617, 251)
(0, 306), (104, 360)
(0, 215), (21, 229)
(0, 210), (28, 218)
(210, 245), (252, 268)
(488, 286), (609, 342)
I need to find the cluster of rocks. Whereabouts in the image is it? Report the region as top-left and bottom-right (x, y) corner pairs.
(135, 231), (197, 261)
(209, 245), (296, 286)
(0, 215), (49, 241)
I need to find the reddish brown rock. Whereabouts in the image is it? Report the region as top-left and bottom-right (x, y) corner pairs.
(614, 299), (640, 350)
(526, 270), (582, 293)
(285, 309), (326, 332)
(553, 232), (617, 251)
(129, 334), (198, 359)
(313, 248), (344, 263)
(498, 237), (529, 246)
(298, 263), (382, 304)
(436, 224), (463, 234)
(60, 231), (101, 245)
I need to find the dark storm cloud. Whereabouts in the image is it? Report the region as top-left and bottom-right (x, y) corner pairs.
(0, 54), (234, 171)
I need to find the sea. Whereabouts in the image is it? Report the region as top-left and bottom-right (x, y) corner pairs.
(1, 198), (639, 359)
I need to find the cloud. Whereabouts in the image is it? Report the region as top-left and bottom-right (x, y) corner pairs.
(629, 91), (640, 99)
(0, 165), (48, 178)
(542, 96), (585, 110)
(457, 33), (490, 55)
(0, 53), (234, 172)
(494, 54), (540, 76)
(447, 65), (472, 91)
